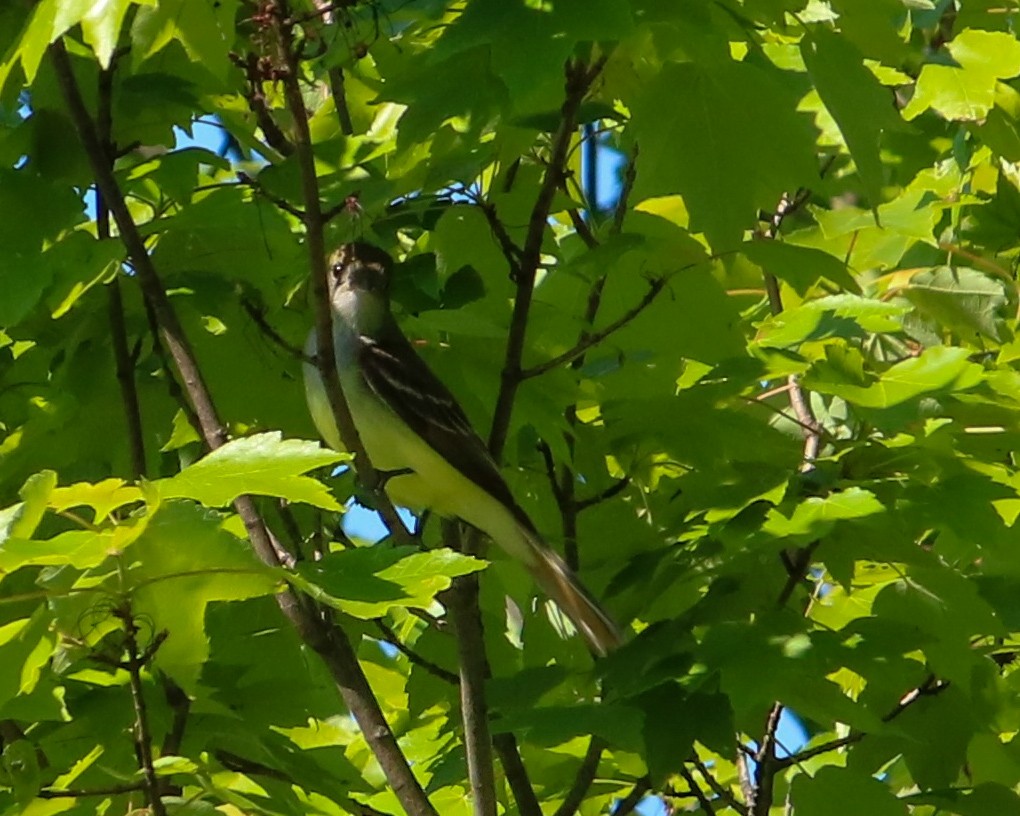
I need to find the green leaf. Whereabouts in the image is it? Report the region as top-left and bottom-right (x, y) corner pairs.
(638, 682), (695, 783)
(154, 432), (345, 510)
(906, 783), (1020, 815)
(631, 60), (817, 249)
(128, 502), (280, 690)
(764, 488), (886, 540)
(0, 171), (85, 325)
(792, 766), (907, 816)
(805, 345), (983, 408)
(493, 702), (644, 751)
(160, 409), (202, 453)
(903, 29), (1020, 122)
(0, 471), (57, 543)
(1, 739), (42, 804)
(741, 240), (859, 295)
(49, 478), (142, 522)
(899, 265), (1011, 343)
(293, 546), (486, 619)
(754, 294), (907, 349)
(0, 606), (54, 709)
(130, 0), (238, 78)
(0, 530), (117, 572)
(802, 29), (901, 205)
(80, 0), (135, 67)
(431, 0), (632, 115)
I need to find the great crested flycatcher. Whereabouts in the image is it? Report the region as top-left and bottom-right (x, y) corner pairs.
(303, 242), (621, 655)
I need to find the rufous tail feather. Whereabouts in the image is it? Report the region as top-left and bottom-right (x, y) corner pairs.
(523, 529), (622, 656)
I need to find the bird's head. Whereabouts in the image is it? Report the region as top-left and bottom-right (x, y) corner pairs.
(327, 242), (394, 331)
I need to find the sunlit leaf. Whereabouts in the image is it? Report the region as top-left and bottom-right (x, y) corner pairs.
(155, 432), (345, 510)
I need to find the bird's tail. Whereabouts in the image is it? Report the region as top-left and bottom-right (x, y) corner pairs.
(521, 528), (622, 656)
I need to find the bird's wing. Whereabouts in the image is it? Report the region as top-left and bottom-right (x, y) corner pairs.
(355, 325), (535, 531)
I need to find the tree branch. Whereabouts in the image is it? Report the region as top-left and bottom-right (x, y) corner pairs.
(95, 58), (147, 480)
(566, 208), (599, 249)
(328, 67), (355, 136)
(233, 50), (294, 157)
(487, 56), (607, 460)
(52, 36), (435, 816)
(113, 600), (167, 816)
(443, 522), (497, 816)
(749, 702), (783, 816)
(575, 477), (630, 511)
(776, 539), (821, 609)
(141, 295), (203, 442)
(493, 733), (544, 816)
(552, 737), (605, 816)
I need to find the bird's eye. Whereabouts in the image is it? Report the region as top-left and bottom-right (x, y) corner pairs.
(330, 263), (343, 280)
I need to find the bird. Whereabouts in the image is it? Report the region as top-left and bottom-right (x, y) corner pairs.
(303, 241), (621, 655)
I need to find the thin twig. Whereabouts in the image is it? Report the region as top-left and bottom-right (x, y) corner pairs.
(786, 374), (820, 469)
(676, 766), (716, 815)
(612, 150), (637, 235)
(689, 754), (747, 815)
(550, 148), (638, 572)
(567, 208), (599, 249)
(237, 170), (305, 220)
(521, 278), (666, 379)
(476, 198), (524, 269)
(39, 782), (148, 799)
(575, 477), (630, 511)
(537, 439), (567, 507)
(774, 675), (948, 770)
(776, 540), (821, 609)
(612, 777), (651, 816)
(375, 620), (458, 685)
(141, 296), (203, 441)
(108, 277), (147, 477)
(493, 733), (543, 816)
(739, 395), (828, 441)
(735, 744), (754, 807)
(756, 186), (825, 472)
(240, 296), (314, 362)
